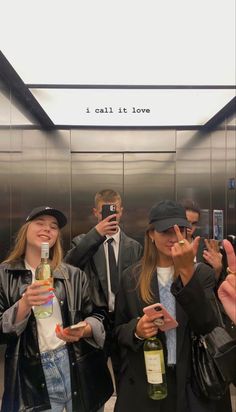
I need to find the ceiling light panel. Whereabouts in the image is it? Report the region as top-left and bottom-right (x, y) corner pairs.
(30, 88), (235, 126)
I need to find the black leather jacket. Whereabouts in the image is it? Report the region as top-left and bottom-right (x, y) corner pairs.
(0, 260), (106, 412)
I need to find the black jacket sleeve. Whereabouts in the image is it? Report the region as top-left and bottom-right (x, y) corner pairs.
(171, 263), (219, 335)
(64, 228), (106, 269)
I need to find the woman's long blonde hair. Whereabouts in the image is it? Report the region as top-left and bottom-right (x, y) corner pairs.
(4, 222), (63, 269)
(138, 224), (159, 304)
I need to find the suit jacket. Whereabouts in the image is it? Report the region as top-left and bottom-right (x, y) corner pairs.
(114, 263), (232, 412)
(64, 227), (143, 310)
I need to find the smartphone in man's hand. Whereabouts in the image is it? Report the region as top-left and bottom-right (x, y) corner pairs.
(143, 303), (178, 331)
(102, 204), (116, 221)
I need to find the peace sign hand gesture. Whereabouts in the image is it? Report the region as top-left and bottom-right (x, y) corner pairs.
(171, 224), (200, 286)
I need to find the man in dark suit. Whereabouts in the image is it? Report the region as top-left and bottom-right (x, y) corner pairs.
(65, 189), (143, 386)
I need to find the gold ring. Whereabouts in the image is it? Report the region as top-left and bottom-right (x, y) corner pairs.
(227, 267), (236, 275)
(178, 240), (185, 246)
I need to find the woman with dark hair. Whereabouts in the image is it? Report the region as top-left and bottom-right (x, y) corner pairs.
(114, 200), (232, 412)
(0, 206), (112, 412)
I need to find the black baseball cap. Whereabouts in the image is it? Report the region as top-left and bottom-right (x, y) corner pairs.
(26, 206), (67, 229)
(149, 200), (191, 232)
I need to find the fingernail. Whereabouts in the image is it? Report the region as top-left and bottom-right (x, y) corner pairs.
(55, 324), (60, 332)
(45, 294), (54, 302)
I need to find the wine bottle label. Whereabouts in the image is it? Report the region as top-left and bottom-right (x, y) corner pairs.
(41, 242), (49, 259)
(144, 350), (163, 384)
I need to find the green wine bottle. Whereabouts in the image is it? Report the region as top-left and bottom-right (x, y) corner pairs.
(34, 242), (53, 319)
(143, 336), (167, 400)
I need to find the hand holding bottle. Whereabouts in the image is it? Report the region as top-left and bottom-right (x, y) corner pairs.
(22, 280), (54, 309)
(15, 280), (54, 323)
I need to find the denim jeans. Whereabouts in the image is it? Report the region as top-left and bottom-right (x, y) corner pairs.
(41, 346), (72, 412)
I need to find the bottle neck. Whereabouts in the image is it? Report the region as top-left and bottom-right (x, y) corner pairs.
(41, 243), (49, 261)
(40, 257), (48, 264)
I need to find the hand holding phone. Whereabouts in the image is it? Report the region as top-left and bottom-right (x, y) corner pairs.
(96, 204), (118, 236)
(143, 303), (178, 331)
(70, 321), (87, 330)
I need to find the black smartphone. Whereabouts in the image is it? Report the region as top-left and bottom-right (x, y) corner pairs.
(102, 204), (116, 221)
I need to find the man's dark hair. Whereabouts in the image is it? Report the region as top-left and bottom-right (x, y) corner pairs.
(180, 199), (201, 216)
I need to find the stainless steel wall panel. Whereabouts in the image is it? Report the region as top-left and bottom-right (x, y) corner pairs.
(71, 130), (175, 152)
(123, 153), (176, 243)
(176, 131), (211, 205)
(71, 153), (123, 239)
(0, 132), (11, 262)
(176, 130), (211, 150)
(211, 129), (227, 216)
(0, 125), (24, 260)
(22, 130), (71, 252)
(226, 115), (236, 235)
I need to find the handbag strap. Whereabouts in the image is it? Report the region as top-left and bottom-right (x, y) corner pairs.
(194, 262), (225, 327)
(212, 291), (225, 328)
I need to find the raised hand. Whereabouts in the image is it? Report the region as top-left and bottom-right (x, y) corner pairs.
(203, 239), (223, 279)
(223, 239), (236, 273)
(218, 239), (236, 324)
(171, 225), (200, 285)
(95, 214), (118, 236)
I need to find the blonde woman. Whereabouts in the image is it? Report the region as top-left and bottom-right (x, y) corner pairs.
(0, 206), (112, 412)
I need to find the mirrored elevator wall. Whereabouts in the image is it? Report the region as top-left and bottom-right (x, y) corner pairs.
(0, 84), (235, 263)
(2, 125), (235, 260)
(0, 80), (236, 400)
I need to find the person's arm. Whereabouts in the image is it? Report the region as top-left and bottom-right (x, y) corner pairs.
(56, 266), (106, 348)
(64, 228), (106, 268)
(114, 265), (148, 351)
(64, 215), (119, 268)
(202, 239), (223, 280)
(1, 280), (54, 338)
(172, 263), (219, 335)
(218, 239), (236, 324)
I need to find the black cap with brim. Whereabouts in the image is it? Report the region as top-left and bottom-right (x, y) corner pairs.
(152, 217), (191, 232)
(26, 206), (67, 229)
(149, 200), (192, 232)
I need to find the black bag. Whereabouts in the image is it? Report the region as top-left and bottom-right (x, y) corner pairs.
(74, 348), (114, 412)
(191, 296), (236, 400)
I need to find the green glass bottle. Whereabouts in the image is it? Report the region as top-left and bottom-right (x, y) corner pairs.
(34, 242), (53, 319)
(143, 336), (167, 400)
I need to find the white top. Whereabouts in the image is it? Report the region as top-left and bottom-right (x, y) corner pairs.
(25, 261), (65, 353)
(157, 265), (174, 286)
(104, 227), (120, 312)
